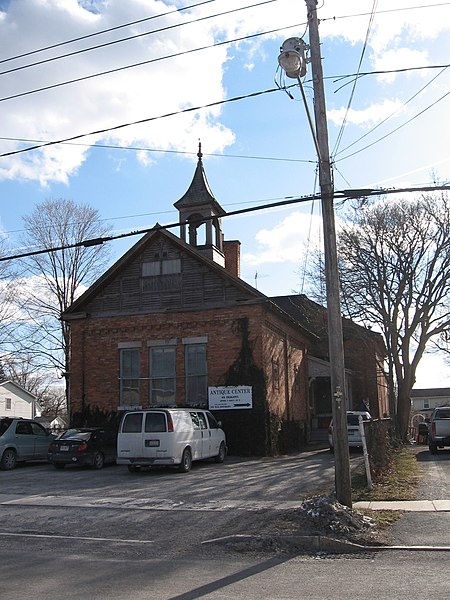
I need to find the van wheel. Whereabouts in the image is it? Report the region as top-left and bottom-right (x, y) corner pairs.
(215, 442), (226, 463)
(178, 448), (192, 473)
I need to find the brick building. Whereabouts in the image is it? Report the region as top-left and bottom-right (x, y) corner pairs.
(63, 147), (388, 455)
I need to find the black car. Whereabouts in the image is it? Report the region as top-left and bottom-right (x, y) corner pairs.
(48, 428), (117, 469)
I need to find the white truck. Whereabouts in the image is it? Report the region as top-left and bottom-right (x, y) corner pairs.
(428, 406), (450, 454)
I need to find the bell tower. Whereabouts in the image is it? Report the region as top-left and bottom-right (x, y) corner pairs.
(174, 143), (226, 267)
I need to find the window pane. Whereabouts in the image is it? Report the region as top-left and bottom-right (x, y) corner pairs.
(162, 259), (181, 274)
(151, 378), (175, 405)
(152, 347), (175, 377)
(150, 347), (175, 406)
(145, 412), (167, 432)
(122, 413), (143, 433)
(120, 349), (140, 405)
(142, 262), (160, 276)
(185, 344), (207, 406)
(186, 345), (206, 375)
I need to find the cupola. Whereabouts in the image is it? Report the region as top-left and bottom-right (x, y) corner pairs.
(174, 143), (226, 267)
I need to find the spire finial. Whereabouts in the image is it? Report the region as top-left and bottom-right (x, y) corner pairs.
(197, 139), (202, 160)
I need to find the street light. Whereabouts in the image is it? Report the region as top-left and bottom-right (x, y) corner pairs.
(278, 37), (307, 79)
(278, 6), (352, 508)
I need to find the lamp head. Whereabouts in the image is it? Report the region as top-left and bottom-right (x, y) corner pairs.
(278, 37), (307, 78)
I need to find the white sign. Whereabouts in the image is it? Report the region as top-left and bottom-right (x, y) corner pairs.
(208, 386), (253, 410)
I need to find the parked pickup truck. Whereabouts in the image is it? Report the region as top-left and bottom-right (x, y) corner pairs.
(428, 407), (450, 454)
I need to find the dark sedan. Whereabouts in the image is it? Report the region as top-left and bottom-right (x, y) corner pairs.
(48, 428), (117, 469)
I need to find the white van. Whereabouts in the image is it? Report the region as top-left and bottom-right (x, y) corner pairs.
(117, 408), (227, 473)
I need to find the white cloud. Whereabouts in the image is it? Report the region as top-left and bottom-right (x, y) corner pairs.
(414, 354), (450, 389)
(373, 48), (430, 83)
(327, 98), (404, 128)
(0, 0), (301, 185)
(243, 210), (323, 267)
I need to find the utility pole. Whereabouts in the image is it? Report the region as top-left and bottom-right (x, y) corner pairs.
(305, 0), (352, 507)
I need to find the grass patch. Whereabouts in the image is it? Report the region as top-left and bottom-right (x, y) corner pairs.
(352, 446), (422, 502)
(351, 446), (423, 534)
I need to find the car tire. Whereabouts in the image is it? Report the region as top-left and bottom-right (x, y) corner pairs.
(93, 452), (105, 469)
(429, 442), (438, 455)
(329, 446), (334, 453)
(0, 448), (17, 470)
(53, 463), (65, 469)
(178, 448), (192, 473)
(214, 442), (226, 463)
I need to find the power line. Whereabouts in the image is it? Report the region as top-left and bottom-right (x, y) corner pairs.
(0, 86), (288, 159)
(2, 61), (448, 161)
(336, 88), (450, 163)
(321, 2), (450, 23)
(0, 135), (315, 164)
(2, 183), (449, 263)
(331, 0), (378, 158)
(333, 65), (449, 158)
(3, 0), (447, 69)
(0, 0), (220, 65)
(0, 21), (303, 104)
(0, 0), (278, 78)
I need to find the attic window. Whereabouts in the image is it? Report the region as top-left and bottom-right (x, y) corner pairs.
(142, 259), (181, 277)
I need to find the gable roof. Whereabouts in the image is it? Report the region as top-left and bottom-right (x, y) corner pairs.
(63, 225), (317, 341)
(411, 388), (450, 398)
(0, 380), (37, 401)
(63, 225), (266, 317)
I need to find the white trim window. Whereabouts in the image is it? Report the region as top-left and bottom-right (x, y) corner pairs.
(150, 346), (176, 406)
(185, 344), (207, 406)
(119, 348), (140, 406)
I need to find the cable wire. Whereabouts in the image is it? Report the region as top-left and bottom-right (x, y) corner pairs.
(2, 183), (450, 263)
(0, 0), (278, 78)
(336, 88), (450, 163)
(0, 86), (287, 159)
(0, 21), (304, 104)
(334, 65), (449, 158)
(331, 0), (378, 158)
(0, 0), (220, 65)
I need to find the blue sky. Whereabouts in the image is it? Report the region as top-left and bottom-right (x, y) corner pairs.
(0, 0), (449, 387)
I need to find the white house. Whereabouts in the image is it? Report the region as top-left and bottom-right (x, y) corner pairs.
(0, 380), (41, 419)
(410, 387), (450, 424)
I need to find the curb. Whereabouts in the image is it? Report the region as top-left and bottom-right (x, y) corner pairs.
(202, 534), (450, 553)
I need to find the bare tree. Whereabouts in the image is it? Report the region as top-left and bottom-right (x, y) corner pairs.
(18, 198), (111, 412)
(337, 193), (450, 441)
(0, 239), (20, 352)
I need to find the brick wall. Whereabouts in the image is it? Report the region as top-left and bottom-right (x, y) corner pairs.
(68, 303), (311, 455)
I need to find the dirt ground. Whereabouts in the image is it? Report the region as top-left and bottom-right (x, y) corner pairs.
(204, 493), (394, 556)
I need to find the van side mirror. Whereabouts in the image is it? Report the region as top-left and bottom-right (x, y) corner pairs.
(217, 420), (223, 428)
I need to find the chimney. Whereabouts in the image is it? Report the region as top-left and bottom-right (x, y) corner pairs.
(223, 240), (241, 278)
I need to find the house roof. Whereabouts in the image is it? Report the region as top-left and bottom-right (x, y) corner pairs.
(62, 225), (318, 341)
(0, 380), (37, 400)
(63, 225), (268, 317)
(269, 294), (383, 344)
(411, 388), (450, 398)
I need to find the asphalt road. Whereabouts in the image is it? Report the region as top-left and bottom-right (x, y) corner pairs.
(0, 446), (449, 599)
